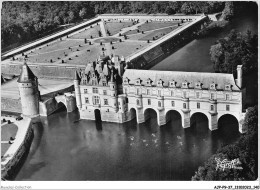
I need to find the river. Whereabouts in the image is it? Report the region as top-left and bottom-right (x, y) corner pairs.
(15, 13), (257, 181)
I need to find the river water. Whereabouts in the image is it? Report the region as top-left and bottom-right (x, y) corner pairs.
(15, 13), (257, 181)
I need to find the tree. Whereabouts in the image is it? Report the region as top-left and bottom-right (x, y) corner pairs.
(192, 105), (258, 181)
(165, 6), (175, 15)
(79, 8), (87, 19)
(222, 2), (234, 20)
(68, 11), (75, 23)
(210, 30), (258, 75)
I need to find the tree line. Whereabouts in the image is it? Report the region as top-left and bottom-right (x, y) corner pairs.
(1, 1), (225, 50)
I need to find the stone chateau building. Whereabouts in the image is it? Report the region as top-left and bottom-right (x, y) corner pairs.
(17, 55), (245, 133)
(73, 55), (245, 133)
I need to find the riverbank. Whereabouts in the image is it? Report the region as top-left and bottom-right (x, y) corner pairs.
(1, 116), (34, 180)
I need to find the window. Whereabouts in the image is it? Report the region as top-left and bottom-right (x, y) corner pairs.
(84, 89), (88, 94)
(93, 87), (98, 94)
(158, 90), (161, 96)
(126, 98), (129, 103)
(136, 88), (141, 95)
(183, 103), (186, 109)
(171, 101), (175, 107)
(197, 102), (200, 109)
(124, 88), (127, 94)
(196, 92), (200, 99)
(104, 99), (108, 105)
(158, 101), (162, 107)
(147, 89), (150, 95)
(226, 94), (230, 100)
(226, 105), (230, 111)
(148, 99), (151, 105)
(183, 91), (187, 98)
(102, 81), (106, 86)
(85, 97), (89, 103)
(136, 99), (140, 105)
(93, 96), (99, 105)
(171, 91), (174, 96)
(210, 93), (215, 100)
(211, 105), (214, 111)
(103, 90), (107, 95)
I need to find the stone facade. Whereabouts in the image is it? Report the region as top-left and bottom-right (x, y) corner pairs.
(75, 60), (245, 133)
(17, 63), (40, 118)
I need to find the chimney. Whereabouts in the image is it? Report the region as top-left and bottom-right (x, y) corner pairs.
(236, 65), (243, 88)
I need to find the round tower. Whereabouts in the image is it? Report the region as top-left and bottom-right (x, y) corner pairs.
(74, 70), (82, 109)
(108, 68), (118, 112)
(17, 62), (39, 117)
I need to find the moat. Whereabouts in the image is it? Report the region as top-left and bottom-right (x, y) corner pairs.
(14, 13), (257, 181)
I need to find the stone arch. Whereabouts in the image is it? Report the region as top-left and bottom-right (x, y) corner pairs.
(57, 101), (67, 112)
(217, 114), (240, 133)
(94, 109), (102, 121)
(165, 109), (183, 123)
(190, 111), (210, 132)
(143, 108), (158, 123)
(129, 107), (137, 122)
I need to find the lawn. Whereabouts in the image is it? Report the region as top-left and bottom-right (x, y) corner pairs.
(104, 22), (135, 36)
(1, 123), (18, 141)
(70, 24), (101, 39)
(138, 21), (179, 32)
(111, 41), (149, 58)
(139, 26), (178, 41)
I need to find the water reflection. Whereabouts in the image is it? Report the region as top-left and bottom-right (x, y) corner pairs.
(15, 109), (240, 181)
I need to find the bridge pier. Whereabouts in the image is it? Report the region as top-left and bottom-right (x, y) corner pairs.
(181, 111), (190, 128)
(209, 114), (218, 131)
(136, 108), (145, 123)
(158, 110), (166, 126)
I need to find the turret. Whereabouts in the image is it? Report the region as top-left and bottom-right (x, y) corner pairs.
(17, 62), (39, 117)
(74, 70), (82, 109)
(236, 65), (243, 88)
(108, 68), (118, 111)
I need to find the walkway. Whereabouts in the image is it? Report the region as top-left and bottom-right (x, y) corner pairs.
(118, 21), (146, 35)
(99, 21), (112, 56)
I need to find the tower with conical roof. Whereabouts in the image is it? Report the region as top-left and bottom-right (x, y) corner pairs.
(17, 62), (40, 117)
(74, 70), (82, 109)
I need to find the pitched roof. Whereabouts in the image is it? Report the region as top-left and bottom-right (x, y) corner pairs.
(17, 62), (36, 83)
(74, 70), (80, 80)
(123, 69), (240, 91)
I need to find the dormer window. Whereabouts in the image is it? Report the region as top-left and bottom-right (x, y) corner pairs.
(169, 80), (176, 88)
(225, 84), (231, 91)
(145, 78), (153, 86)
(195, 82), (202, 89)
(123, 77), (130, 85)
(135, 78), (142, 86)
(210, 83), (217, 90)
(157, 79), (164, 87)
(182, 81), (189, 88)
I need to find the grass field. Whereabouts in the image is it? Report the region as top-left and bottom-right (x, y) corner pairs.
(139, 26), (178, 41)
(104, 22), (135, 35)
(111, 41), (149, 57)
(11, 20), (186, 65)
(70, 25), (101, 39)
(139, 21), (179, 32)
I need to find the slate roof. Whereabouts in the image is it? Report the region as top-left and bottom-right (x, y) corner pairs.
(123, 69), (240, 91)
(17, 62), (36, 83)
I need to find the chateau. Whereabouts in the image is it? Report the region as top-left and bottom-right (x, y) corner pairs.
(16, 55), (245, 133)
(71, 55), (245, 133)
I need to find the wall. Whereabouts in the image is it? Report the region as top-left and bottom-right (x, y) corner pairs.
(1, 63), (85, 79)
(1, 118), (36, 180)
